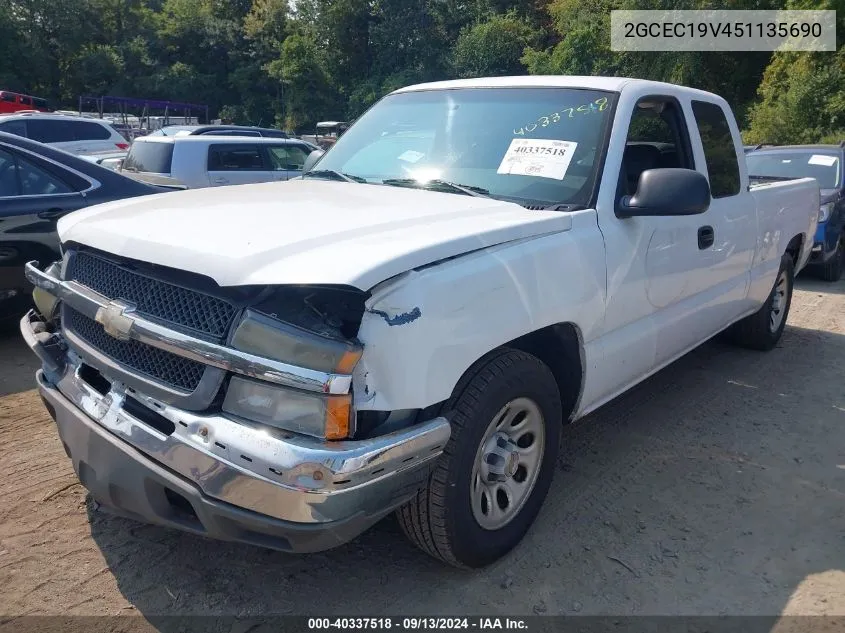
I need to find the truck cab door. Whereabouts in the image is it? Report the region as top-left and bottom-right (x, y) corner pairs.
(591, 94), (715, 402)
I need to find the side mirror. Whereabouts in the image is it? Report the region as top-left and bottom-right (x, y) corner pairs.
(617, 168), (710, 218)
(303, 149), (325, 173)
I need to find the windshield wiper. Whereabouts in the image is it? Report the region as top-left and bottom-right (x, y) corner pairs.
(542, 203), (586, 212)
(303, 169), (366, 183)
(381, 178), (491, 198)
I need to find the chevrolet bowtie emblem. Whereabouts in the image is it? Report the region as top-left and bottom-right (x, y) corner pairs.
(94, 300), (136, 341)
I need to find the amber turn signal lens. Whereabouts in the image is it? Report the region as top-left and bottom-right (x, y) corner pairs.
(325, 395), (352, 440)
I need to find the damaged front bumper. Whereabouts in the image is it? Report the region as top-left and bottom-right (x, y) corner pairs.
(22, 308), (450, 553)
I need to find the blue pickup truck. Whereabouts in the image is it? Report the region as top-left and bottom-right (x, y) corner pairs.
(747, 144), (845, 281)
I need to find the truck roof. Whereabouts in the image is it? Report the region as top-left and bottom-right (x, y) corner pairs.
(392, 76), (723, 100)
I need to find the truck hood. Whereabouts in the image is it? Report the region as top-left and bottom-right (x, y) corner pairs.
(59, 179), (572, 290)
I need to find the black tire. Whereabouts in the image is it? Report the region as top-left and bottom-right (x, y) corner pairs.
(817, 236), (844, 282)
(397, 348), (562, 568)
(728, 253), (794, 351)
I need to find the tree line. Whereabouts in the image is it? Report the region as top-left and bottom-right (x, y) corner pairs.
(1, 0), (842, 143)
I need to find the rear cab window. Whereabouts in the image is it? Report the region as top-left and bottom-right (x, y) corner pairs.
(691, 101), (741, 198)
(746, 151), (841, 189)
(123, 141), (175, 174)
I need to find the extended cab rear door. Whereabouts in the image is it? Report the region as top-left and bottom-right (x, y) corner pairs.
(686, 99), (756, 317)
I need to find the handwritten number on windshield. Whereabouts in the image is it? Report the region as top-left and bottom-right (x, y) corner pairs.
(514, 97), (608, 135)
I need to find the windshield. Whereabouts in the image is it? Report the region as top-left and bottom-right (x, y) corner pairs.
(747, 151), (841, 189)
(313, 87), (616, 207)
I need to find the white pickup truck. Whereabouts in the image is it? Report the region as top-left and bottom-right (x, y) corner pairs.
(21, 76), (820, 569)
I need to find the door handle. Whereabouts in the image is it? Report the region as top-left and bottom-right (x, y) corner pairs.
(698, 225), (715, 250)
(37, 208), (67, 220)
(212, 177), (229, 184)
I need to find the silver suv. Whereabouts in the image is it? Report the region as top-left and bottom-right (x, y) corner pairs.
(0, 113), (129, 156)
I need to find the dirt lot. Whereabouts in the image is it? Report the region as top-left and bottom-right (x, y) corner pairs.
(1, 277), (845, 622)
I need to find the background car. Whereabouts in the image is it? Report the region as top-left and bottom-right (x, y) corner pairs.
(0, 91), (50, 114)
(0, 132), (166, 324)
(79, 150), (128, 171)
(147, 124), (290, 138)
(747, 143), (845, 280)
(0, 112), (129, 156)
(120, 135), (318, 188)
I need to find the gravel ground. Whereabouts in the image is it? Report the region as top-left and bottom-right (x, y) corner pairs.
(1, 275), (844, 624)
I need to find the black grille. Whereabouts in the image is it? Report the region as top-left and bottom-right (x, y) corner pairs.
(66, 307), (205, 391)
(67, 250), (236, 340)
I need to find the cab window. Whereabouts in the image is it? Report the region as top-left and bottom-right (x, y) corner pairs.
(620, 96), (694, 196)
(692, 101), (741, 198)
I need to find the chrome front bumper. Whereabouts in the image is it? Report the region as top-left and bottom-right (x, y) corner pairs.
(22, 310), (451, 552)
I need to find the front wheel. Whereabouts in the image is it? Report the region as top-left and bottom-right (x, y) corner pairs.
(397, 349), (562, 568)
(728, 253), (794, 351)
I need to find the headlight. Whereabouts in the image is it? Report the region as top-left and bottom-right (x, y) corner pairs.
(32, 261), (61, 322)
(819, 202), (833, 222)
(223, 376), (352, 439)
(227, 308), (362, 439)
(231, 309), (362, 374)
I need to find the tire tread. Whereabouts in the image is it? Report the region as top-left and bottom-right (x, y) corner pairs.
(398, 348), (557, 568)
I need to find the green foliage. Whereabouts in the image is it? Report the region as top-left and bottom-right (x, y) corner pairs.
(0, 0), (841, 143)
(267, 33), (337, 130)
(452, 13), (539, 78)
(745, 48), (845, 144)
(745, 0), (845, 143)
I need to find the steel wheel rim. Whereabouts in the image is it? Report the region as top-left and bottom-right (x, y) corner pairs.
(470, 397), (545, 531)
(769, 270), (788, 333)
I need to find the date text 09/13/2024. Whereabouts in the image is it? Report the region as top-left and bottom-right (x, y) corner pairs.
(307, 618), (529, 630)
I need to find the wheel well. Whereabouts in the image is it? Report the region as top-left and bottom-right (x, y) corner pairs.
(504, 323), (584, 424)
(786, 234), (804, 267)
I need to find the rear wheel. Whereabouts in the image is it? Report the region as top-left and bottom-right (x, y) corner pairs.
(397, 349), (562, 568)
(817, 236), (844, 282)
(728, 253), (794, 351)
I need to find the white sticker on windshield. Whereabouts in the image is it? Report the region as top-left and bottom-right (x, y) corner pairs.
(809, 154), (837, 166)
(398, 150), (425, 163)
(496, 139), (578, 180)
